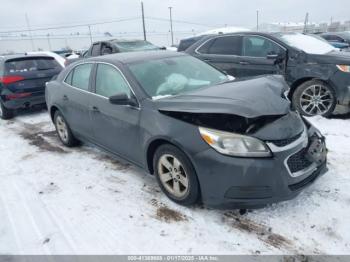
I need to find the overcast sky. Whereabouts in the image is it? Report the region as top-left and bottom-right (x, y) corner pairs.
(0, 0), (349, 52)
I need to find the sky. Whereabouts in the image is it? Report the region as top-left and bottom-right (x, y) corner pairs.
(0, 0), (349, 52)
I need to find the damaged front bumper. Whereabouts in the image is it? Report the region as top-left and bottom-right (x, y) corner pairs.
(192, 121), (328, 209)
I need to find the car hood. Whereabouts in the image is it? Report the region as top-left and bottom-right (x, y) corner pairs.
(154, 75), (291, 119)
(308, 50), (350, 65)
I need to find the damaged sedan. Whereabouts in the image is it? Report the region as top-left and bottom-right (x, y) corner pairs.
(45, 51), (328, 208)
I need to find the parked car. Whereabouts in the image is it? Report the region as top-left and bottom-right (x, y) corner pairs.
(66, 39), (163, 65)
(309, 34), (350, 50)
(186, 32), (350, 117)
(320, 32), (350, 49)
(46, 51), (328, 209)
(0, 54), (63, 119)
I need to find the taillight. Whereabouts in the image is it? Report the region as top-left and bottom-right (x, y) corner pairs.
(5, 92), (32, 100)
(0, 75), (25, 85)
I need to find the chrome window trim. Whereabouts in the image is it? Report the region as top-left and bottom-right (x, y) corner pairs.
(62, 61), (140, 110)
(195, 34), (287, 59)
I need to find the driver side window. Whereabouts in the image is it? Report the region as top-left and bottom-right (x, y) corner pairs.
(95, 64), (131, 98)
(243, 36), (283, 57)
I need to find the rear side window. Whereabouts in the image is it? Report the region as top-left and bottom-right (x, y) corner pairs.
(64, 70), (73, 85)
(71, 64), (93, 91)
(242, 36), (284, 57)
(0, 61), (4, 76)
(5, 57), (60, 74)
(199, 36), (242, 55)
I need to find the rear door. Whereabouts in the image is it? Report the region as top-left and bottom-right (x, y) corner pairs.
(62, 63), (94, 140)
(90, 63), (142, 164)
(4, 56), (62, 96)
(194, 35), (243, 77)
(239, 35), (286, 77)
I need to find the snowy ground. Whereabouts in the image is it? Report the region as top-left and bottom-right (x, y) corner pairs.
(0, 109), (349, 255)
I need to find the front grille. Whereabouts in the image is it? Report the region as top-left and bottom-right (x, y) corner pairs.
(269, 132), (302, 147)
(288, 164), (325, 191)
(287, 148), (312, 173)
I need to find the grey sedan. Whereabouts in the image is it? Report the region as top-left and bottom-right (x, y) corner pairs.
(45, 51), (328, 208)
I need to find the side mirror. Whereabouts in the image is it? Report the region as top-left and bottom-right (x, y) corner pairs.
(267, 52), (286, 64)
(109, 93), (137, 107)
(266, 54), (279, 60)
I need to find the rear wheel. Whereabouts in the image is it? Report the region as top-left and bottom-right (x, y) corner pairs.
(0, 101), (14, 120)
(153, 144), (200, 206)
(54, 111), (79, 147)
(292, 80), (336, 117)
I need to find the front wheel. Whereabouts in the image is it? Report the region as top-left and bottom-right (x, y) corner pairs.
(292, 80), (336, 117)
(153, 144), (200, 206)
(54, 111), (80, 147)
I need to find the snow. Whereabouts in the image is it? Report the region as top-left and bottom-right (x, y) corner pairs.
(28, 51), (66, 68)
(197, 26), (250, 36)
(280, 33), (336, 55)
(0, 110), (350, 255)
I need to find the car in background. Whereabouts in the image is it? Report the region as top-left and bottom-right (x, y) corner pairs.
(186, 32), (350, 117)
(46, 51), (328, 209)
(321, 32), (350, 50)
(83, 39), (162, 58)
(66, 39), (163, 65)
(0, 54), (63, 119)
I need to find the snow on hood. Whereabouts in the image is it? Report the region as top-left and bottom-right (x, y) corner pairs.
(280, 33), (336, 55)
(155, 75), (291, 119)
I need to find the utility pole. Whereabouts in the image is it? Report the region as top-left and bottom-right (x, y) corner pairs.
(256, 10), (259, 31)
(303, 12), (309, 33)
(88, 25), (93, 44)
(25, 13), (35, 51)
(141, 1), (147, 41)
(168, 7), (174, 46)
(47, 33), (52, 50)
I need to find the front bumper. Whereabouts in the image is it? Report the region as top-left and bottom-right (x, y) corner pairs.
(192, 124), (328, 209)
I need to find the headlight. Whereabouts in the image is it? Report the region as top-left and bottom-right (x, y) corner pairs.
(199, 127), (272, 158)
(336, 65), (350, 73)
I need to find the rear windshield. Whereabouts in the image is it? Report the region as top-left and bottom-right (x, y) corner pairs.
(113, 40), (159, 52)
(5, 57), (60, 74)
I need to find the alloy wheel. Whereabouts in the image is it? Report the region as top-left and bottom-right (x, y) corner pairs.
(0, 104), (3, 118)
(300, 84), (334, 116)
(157, 154), (189, 198)
(56, 115), (69, 143)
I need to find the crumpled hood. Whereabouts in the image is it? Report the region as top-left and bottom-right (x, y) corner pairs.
(155, 75), (291, 118)
(308, 50), (350, 65)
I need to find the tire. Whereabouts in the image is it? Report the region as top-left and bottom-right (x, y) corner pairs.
(53, 110), (80, 147)
(153, 144), (200, 206)
(0, 101), (14, 120)
(292, 80), (336, 117)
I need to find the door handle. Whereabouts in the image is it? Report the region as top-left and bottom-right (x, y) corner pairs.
(91, 106), (100, 113)
(63, 95), (69, 101)
(239, 61), (250, 65)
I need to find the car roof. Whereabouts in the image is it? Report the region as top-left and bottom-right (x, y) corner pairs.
(1, 53), (53, 61)
(86, 50), (186, 64)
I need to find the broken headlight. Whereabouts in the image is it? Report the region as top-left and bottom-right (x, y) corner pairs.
(199, 127), (272, 158)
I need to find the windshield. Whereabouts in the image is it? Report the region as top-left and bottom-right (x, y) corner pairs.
(128, 56), (229, 98)
(114, 40), (159, 52)
(278, 33), (336, 55)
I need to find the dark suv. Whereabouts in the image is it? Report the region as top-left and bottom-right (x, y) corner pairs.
(186, 32), (350, 116)
(0, 54), (62, 119)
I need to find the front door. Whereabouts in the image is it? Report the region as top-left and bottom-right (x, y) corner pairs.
(238, 35), (286, 77)
(90, 63), (142, 165)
